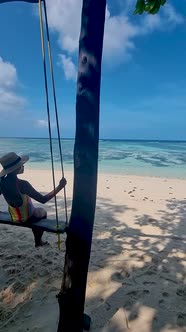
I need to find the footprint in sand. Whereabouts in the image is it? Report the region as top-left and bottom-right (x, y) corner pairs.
(176, 286), (186, 298)
(105, 301), (111, 311)
(177, 313), (186, 327)
(24, 311), (32, 318)
(143, 289), (150, 295)
(162, 291), (169, 298)
(35, 254), (42, 259)
(12, 281), (26, 292)
(115, 272), (124, 280)
(6, 266), (22, 275)
(145, 269), (157, 276)
(112, 272), (125, 282)
(127, 289), (149, 299)
(143, 281), (156, 285)
(129, 309), (139, 320)
(159, 299), (165, 308)
(0, 306), (12, 321)
(112, 271), (131, 284)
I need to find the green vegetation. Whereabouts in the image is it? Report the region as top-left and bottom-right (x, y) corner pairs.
(134, 0), (166, 15)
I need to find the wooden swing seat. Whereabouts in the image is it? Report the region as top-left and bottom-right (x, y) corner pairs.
(0, 211), (67, 234)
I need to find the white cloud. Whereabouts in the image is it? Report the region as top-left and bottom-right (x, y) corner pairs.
(59, 54), (77, 80)
(162, 3), (184, 25)
(0, 57), (17, 88)
(0, 88), (26, 113)
(36, 119), (48, 128)
(45, 0), (184, 73)
(140, 14), (162, 32)
(117, 0), (136, 14)
(36, 119), (56, 129)
(0, 57), (26, 113)
(103, 9), (138, 61)
(46, 0), (81, 53)
(140, 3), (184, 33)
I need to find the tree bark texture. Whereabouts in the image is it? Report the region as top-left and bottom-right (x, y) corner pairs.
(57, 0), (106, 331)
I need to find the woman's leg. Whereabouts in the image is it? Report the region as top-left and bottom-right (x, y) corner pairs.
(32, 227), (45, 247)
(30, 208), (48, 247)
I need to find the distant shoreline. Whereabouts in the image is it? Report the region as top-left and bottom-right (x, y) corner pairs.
(0, 137), (186, 143)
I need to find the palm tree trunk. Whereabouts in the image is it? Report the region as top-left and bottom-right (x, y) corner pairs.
(57, 0), (106, 331)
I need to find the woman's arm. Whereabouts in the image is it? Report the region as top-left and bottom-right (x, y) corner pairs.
(19, 178), (67, 204)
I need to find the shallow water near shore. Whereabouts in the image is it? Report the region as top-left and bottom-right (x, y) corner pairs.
(0, 137), (186, 179)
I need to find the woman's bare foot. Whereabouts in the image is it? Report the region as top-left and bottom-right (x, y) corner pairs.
(35, 240), (49, 248)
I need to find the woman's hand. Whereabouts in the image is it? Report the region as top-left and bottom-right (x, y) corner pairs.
(58, 177), (67, 190)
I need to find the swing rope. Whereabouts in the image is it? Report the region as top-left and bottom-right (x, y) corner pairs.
(38, 0), (68, 248)
(42, 0), (68, 227)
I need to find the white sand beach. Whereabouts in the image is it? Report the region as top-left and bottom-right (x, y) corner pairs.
(0, 170), (186, 331)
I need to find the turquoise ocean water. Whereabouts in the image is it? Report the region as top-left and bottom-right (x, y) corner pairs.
(0, 138), (186, 179)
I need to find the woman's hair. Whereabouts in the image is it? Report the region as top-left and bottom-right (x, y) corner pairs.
(0, 175), (23, 207)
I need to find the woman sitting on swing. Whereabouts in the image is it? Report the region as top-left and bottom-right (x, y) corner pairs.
(0, 152), (67, 247)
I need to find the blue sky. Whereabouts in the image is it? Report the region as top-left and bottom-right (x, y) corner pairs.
(0, 0), (186, 140)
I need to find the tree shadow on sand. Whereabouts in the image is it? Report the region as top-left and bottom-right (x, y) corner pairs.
(0, 194), (69, 331)
(0, 194), (185, 331)
(87, 198), (186, 331)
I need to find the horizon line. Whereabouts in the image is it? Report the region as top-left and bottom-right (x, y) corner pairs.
(0, 137), (186, 143)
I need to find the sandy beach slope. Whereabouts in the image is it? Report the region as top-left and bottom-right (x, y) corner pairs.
(0, 170), (186, 331)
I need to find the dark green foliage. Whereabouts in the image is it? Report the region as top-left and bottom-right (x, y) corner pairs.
(134, 0), (166, 15)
